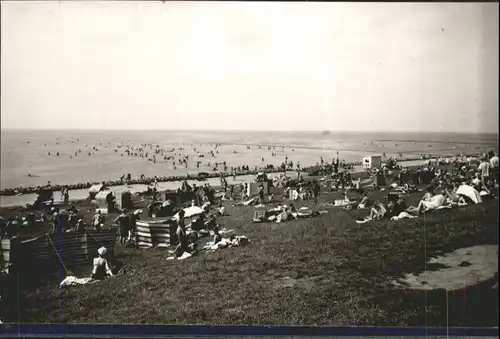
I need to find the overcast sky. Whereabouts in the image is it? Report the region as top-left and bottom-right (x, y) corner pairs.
(1, 1), (498, 133)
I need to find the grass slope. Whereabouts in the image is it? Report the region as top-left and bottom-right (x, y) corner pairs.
(3, 190), (499, 326)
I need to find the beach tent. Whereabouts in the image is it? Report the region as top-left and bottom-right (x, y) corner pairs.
(88, 184), (105, 199)
(456, 185), (482, 204)
(115, 190), (133, 210)
(174, 206), (204, 219)
(95, 190), (114, 210)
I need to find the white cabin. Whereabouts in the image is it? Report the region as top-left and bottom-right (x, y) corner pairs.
(362, 155), (382, 170)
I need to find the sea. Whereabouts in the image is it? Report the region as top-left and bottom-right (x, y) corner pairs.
(0, 129), (498, 207)
(1, 129), (498, 190)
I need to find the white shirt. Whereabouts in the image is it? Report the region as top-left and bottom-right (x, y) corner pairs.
(479, 162), (491, 177)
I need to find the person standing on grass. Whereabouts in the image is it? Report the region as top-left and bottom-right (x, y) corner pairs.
(50, 210), (58, 233)
(64, 187), (69, 205)
(175, 210), (188, 257)
(479, 156), (491, 187)
(93, 210), (104, 232)
(0, 216), (6, 239)
(114, 210), (129, 245)
(76, 219), (86, 233)
(258, 185), (265, 204)
(312, 179), (320, 204)
(490, 151), (499, 183)
(128, 210), (141, 241)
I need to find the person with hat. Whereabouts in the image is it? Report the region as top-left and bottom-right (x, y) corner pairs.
(91, 247), (114, 280)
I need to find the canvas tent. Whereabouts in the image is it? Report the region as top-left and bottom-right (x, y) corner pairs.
(174, 206), (204, 219)
(115, 190), (133, 210)
(456, 185), (482, 204)
(95, 190), (115, 211)
(88, 184), (105, 199)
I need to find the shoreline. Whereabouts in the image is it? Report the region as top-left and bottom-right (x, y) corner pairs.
(0, 155), (437, 197)
(0, 155), (475, 209)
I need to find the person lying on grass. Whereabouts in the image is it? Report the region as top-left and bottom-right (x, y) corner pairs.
(406, 189), (446, 215)
(276, 206), (293, 223)
(369, 201), (387, 220)
(337, 191), (358, 209)
(233, 197), (256, 206)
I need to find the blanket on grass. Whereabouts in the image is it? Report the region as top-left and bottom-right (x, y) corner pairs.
(59, 276), (99, 288)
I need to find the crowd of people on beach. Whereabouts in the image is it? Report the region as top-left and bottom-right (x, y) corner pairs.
(3, 134), (450, 197)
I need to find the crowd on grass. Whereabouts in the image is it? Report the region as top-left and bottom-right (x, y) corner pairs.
(1, 151), (498, 283)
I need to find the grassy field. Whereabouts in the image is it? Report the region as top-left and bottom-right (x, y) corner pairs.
(2, 187), (499, 326)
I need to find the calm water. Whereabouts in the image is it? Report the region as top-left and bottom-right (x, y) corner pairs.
(1, 129), (498, 190)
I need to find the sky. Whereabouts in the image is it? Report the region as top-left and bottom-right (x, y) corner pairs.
(1, 1), (498, 133)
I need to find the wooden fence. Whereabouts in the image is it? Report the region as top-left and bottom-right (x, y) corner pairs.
(136, 219), (177, 249)
(1, 228), (117, 277)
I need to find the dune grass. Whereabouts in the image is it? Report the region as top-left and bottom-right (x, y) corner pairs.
(2, 189), (498, 326)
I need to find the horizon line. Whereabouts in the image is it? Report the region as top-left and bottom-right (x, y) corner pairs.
(1, 128), (498, 135)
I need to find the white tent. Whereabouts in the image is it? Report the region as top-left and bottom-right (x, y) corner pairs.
(175, 206), (204, 219)
(456, 185), (482, 204)
(88, 184), (104, 194)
